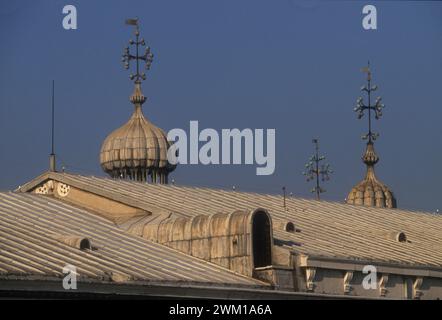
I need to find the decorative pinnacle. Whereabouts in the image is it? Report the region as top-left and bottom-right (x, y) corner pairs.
(302, 138), (333, 200)
(122, 18), (154, 84)
(129, 82), (147, 105)
(353, 61), (386, 143)
(362, 141), (379, 166)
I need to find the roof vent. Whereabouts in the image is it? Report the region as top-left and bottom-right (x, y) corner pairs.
(51, 234), (92, 250)
(396, 232), (407, 243)
(386, 231), (407, 243)
(285, 222), (295, 232)
(275, 220), (296, 233)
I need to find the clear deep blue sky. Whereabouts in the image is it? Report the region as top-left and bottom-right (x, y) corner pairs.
(1, 0), (441, 211)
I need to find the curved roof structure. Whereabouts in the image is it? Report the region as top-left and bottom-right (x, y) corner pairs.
(0, 191), (266, 288)
(100, 84), (175, 183)
(19, 172), (442, 268)
(6, 171), (442, 299)
(346, 142), (396, 208)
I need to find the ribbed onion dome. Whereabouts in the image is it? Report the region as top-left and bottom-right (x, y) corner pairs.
(100, 82), (176, 183)
(346, 142), (397, 208)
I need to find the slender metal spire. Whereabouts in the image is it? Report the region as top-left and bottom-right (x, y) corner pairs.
(303, 138), (333, 200)
(49, 80), (56, 172)
(122, 18), (154, 84)
(346, 63), (397, 208)
(353, 61), (385, 143)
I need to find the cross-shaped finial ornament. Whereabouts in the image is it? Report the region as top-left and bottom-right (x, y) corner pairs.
(303, 138), (333, 200)
(121, 18), (154, 83)
(353, 61), (386, 142)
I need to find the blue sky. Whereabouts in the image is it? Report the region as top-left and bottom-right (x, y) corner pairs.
(1, 0), (441, 211)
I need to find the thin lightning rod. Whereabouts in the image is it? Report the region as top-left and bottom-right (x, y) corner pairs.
(49, 80), (56, 172)
(51, 80), (54, 155)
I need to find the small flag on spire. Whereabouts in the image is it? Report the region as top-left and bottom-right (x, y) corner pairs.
(361, 60), (371, 74)
(361, 66), (370, 73)
(125, 18), (138, 26)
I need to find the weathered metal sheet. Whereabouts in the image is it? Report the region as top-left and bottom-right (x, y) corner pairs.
(0, 192), (267, 287)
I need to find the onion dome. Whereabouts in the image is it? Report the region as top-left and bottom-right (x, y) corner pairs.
(346, 142), (396, 208)
(100, 82), (175, 183)
(100, 20), (176, 183)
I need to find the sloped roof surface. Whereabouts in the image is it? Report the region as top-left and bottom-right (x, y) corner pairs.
(0, 191), (267, 287)
(22, 172), (442, 269)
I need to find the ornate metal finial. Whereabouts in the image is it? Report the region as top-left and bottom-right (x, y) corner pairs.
(303, 138), (333, 200)
(122, 18), (154, 84)
(353, 61), (385, 142)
